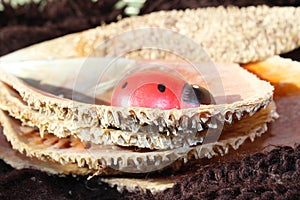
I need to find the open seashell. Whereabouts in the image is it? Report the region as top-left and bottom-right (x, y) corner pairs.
(1, 5), (299, 194)
(0, 101), (274, 174)
(0, 55), (277, 175)
(0, 58), (275, 151)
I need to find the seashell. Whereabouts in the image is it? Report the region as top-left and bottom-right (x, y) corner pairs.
(1, 6), (300, 64)
(0, 58), (275, 150)
(0, 56), (277, 175)
(1, 5), (300, 194)
(0, 101), (274, 174)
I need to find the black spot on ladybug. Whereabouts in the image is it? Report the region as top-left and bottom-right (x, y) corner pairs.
(122, 82), (128, 89)
(158, 84), (166, 92)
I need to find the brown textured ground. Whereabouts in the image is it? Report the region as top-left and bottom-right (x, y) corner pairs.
(0, 0), (300, 199)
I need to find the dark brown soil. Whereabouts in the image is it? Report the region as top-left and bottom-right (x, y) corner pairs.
(123, 146), (300, 200)
(0, 145), (299, 199)
(1, 1), (300, 199)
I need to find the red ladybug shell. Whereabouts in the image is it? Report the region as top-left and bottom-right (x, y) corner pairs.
(111, 71), (202, 110)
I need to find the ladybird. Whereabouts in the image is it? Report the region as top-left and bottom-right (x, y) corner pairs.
(111, 70), (215, 110)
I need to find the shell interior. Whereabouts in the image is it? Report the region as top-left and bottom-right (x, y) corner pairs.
(0, 58), (274, 150)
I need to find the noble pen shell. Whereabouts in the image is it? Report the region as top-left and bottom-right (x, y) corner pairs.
(2, 6), (300, 64)
(0, 79), (274, 151)
(0, 103), (275, 174)
(0, 56), (275, 150)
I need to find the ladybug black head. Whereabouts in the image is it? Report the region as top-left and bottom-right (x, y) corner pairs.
(182, 83), (215, 106)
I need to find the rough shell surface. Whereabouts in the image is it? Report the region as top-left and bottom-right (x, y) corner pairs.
(0, 60), (274, 149)
(1, 6), (300, 63)
(0, 104), (274, 175)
